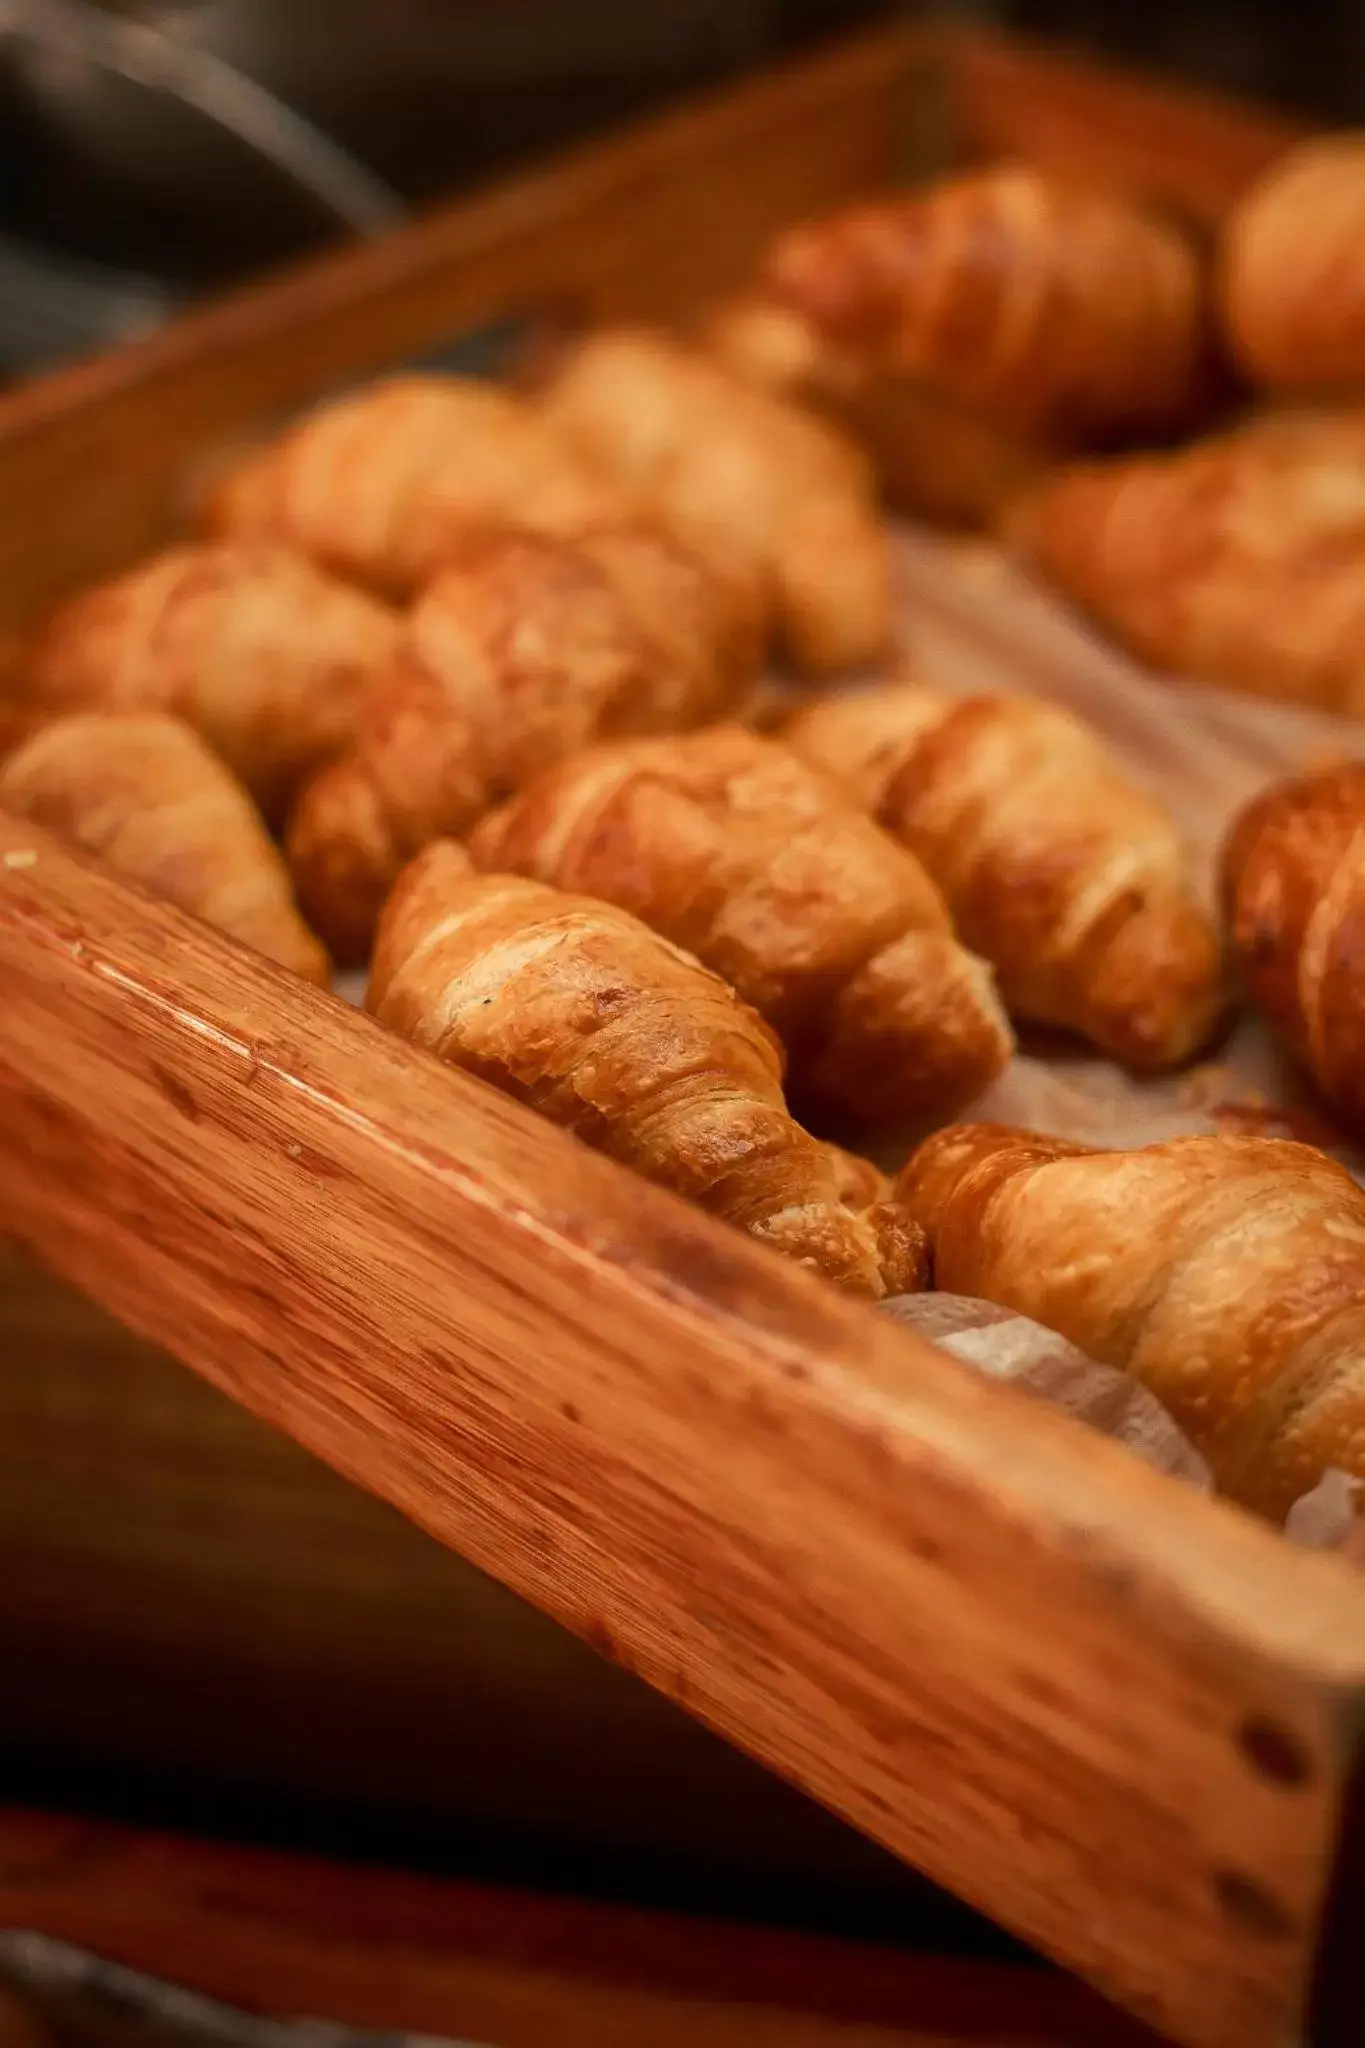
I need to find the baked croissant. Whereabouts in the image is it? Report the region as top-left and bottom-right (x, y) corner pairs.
(368, 840), (926, 1297)
(287, 522), (759, 966)
(746, 166), (1208, 439)
(704, 291), (1054, 531)
(1010, 418), (1365, 713)
(783, 682), (1223, 1069)
(1223, 762), (1365, 1130)
(1222, 138), (1365, 391)
(896, 1122), (1365, 1517)
(539, 327), (891, 674)
(823, 1140), (895, 1217)
(471, 724), (1012, 1122)
(206, 375), (625, 599)
(0, 712), (328, 982)
(16, 542), (399, 815)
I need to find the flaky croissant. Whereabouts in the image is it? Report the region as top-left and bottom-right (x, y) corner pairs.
(783, 682), (1223, 1069)
(746, 166), (1208, 440)
(1010, 418), (1365, 713)
(539, 327), (891, 674)
(16, 542), (399, 815)
(206, 376), (625, 599)
(0, 712), (328, 982)
(1222, 138), (1365, 391)
(897, 1122), (1365, 1517)
(471, 724), (1012, 1123)
(287, 523), (759, 966)
(1223, 762), (1365, 1131)
(368, 840), (926, 1297)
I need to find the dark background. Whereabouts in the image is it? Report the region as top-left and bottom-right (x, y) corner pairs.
(4, 0), (1359, 298)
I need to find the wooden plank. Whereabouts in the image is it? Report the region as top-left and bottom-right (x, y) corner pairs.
(0, 1243), (908, 1889)
(943, 28), (1302, 221)
(0, 1806), (1160, 2047)
(1, 818), (1363, 2048)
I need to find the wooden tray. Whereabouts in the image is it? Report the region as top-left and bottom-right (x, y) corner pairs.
(2, 24), (1364, 2048)
(0, 1805), (1161, 2048)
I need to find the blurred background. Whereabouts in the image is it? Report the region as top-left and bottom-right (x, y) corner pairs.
(1, 0), (1357, 376)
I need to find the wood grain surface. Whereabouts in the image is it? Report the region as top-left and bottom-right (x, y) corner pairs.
(0, 1237), (922, 1894)
(2, 815), (1364, 2048)
(0, 1806), (1161, 2048)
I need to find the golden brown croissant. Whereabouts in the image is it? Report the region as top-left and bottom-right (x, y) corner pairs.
(206, 376), (626, 599)
(16, 542), (400, 816)
(368, 839), (926, 1296)
(1223, 762), (1365, 1130)
(0, 712), (329, 982)
(471, 724), (1012, 1122)
(822, 1140), (895, 1216)
(783, 681), (1223, 1069)
(700, 291), (863, 407)
(1222, 138), (1365, 391)
(704, 291), (1055, 531)
(539, 327), (891, 674)
(896, 1121), (1365, 1517)
(1010, 418), (1365, 713)
(747, 166), (1209, 439)
(287, 522), (759, 966)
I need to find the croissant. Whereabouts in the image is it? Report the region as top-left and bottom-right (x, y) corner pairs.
(0, 712), (328, 982)
(16, 543), (400, 815)
(1222, 138), (1365, 391)
(747, 166), (1208, 440)
(470, 724), (1012, 1123)
(1010, 418), (1365, 713)
(368, 840), (926, 1297)
(206, 376), (627, 599)
(703, 291), (1055, 531)
(896, 1121), (1365, 1517)
(1223, 761), (1365, 1130)
(539, 327), (891, 674)
(823, 1140), (895, 1216)
(782, 682), (1223, 1069)
(287, 522), (759, 966)
(700, 290), (866, 404)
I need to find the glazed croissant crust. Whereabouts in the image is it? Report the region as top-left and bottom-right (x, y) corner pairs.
(1010, 414), (1365, 714)
(540, 327), (891, 674)
(368, 840), (926, 1297)
(287, 521), (757, 966)
(0, 712), (328, 982)
(206, 376), (626, 599)
(743, 165), (1209, 439)
(897, 1122), (1365, 1518)
(471, 724), (1012, 1123)
(1223, 761), (1365, 1131)
(15, 542), (400, 815)
(1222, 138), (1365, 391)
(783, 681), (1223, 1069)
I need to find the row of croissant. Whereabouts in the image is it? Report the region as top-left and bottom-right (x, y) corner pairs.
(4, 323), (1365, 1522)
(709, 143), (1365, 717)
